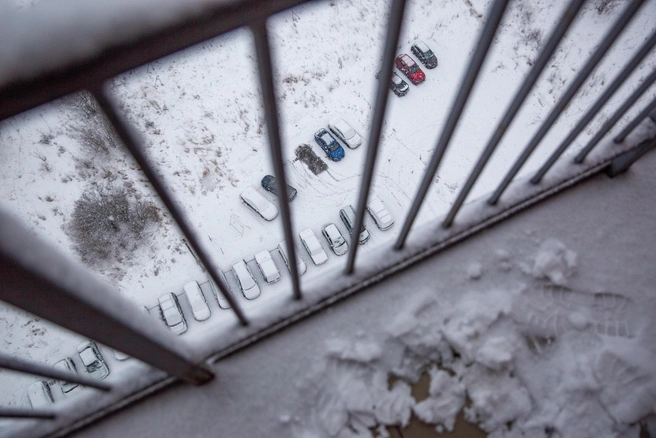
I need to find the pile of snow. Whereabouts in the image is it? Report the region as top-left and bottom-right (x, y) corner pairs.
(281, 239), (656, 437)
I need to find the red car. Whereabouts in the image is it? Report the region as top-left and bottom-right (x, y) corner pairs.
(395, 54), (425, 85)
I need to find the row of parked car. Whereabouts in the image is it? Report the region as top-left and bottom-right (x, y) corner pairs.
(27, 340), (116, 408)
(154, 195), (395, 335)
(383, 41), (438, 97)
(239, 116), (365, 222)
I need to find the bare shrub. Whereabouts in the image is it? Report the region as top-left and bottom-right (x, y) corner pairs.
(525, 29), (543, 50)
(71, 91), (100, 119)
(295, 144), (328, 174)
(75, 118), (120, 154)
(68, 91), (121, 154)
(595, 0), (620, 14)
(68, 184), (160, 266)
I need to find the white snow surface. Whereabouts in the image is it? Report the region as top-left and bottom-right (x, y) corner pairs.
(1, 0), (656, 435)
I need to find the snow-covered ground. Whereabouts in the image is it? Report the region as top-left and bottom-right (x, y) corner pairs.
(1, 0), (655, 433)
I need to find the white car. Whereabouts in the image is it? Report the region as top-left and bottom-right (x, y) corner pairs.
(367, 194), (394, 231)
(113, 350), (130, 361)
(184, 281), (211, 321)
(77, 341), (110, 380)
(209, 278), (233, 309)
(322, 223), (349, 256)
(158, 293), (188, 335)
(233, 260), (261, 300)
(328, 117), (363, 149)
(299, 229), (328, 265)
(278, 240), (307, 276)
(255, 250), (281, 284)
(27, 381), (54, 409)
(240, 187), (278, 221)
(53, 358), (79, 395)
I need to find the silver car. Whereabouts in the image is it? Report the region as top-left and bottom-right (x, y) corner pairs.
(27, 381), (54, 409)
(77, 341), (110, 380)
(53, 357), (79, 395)
(158, 293), (188, 335)
(328, 117), (363, 149)
(339, 205), (370, 244)
(322, 223), (349, 256)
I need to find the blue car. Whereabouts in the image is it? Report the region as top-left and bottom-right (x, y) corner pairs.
(314, 128), (345, 162)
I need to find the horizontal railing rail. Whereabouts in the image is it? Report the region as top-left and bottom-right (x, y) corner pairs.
(1, 0), (655, 436)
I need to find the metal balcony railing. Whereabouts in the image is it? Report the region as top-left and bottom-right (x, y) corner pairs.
(1, 0), (655, 436)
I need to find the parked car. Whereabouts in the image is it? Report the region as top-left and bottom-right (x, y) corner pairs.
(299, 229), (328, 265)
(411, 41), (438, 69)
(158, 293), (188, 335)
(322, 224), (349, 256)
(184, 280), (211, 321)
(113, 350), (130, 361)
(232, 260), (261, 300)
(240, 187), (279, 221)
(209, 277), (233, 310)
(376, 70), (410, 97)
(390, 72), (410, 96)
(278, 240), (307, 276)
(255, 250), (281, 284)
(328, 118), (363, 149)
(367, 194), (394, 230)
(53, 358), (79, 395)
(395, 54), (425, 85)
(77, 341), (110, 380)
(314, 128), (345, 162)
(261, 175), (298, 201)
(27, 381), (54, 408)
(339, 205), (370, 245)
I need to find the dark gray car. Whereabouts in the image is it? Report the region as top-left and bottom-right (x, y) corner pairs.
(261, 175), (298, 201)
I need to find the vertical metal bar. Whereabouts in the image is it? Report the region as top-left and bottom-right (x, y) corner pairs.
(0, 209), (213, 385)
(442, 0), (587, 228)
(575, 69), (656, 162)
(394, 0), (510, 250)
(488, 0), (646, 205)
(531, 29), (656, 183)
(613, 95), (656, 143)
(0, 408), (56, 420)
(250, 20), (301, 300)
(0, 354), (111, 391)
(345, 0), (409, 274)
(91, 87), (248, 325)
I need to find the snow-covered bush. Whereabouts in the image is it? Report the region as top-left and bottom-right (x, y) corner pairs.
(68, 184), (160, 266)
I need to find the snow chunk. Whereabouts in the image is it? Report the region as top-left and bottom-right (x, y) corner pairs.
(413, 368), (465, 431)
(467, 262), (483, 280)
(475, 335), (515, 371)
(465, 366), (532, 432)
(442, 289), (515, 361)
(325, 338), (383, 363)
(373, 376), (415, 427)
(387, 294), (444, 362)
(531, 239), (577, 286)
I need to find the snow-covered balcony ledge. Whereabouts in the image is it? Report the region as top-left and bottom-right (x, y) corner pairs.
(35, 118), (656, 438)
(0, 0), (310, 120)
